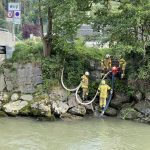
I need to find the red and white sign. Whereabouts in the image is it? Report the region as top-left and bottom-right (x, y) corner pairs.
(7, 11), (13, 18)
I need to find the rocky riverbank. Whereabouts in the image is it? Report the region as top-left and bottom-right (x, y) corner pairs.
(0, 62), (149, 124)
(0, 88), (150, 124)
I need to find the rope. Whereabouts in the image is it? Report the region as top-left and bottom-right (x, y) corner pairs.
(61, 68), (80, 92)
(75, 71), (111, 105)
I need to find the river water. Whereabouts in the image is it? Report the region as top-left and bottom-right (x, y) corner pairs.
(0, 117), (149, 150)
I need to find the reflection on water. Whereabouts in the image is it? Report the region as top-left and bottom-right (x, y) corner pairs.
(0, 117), (149, 150)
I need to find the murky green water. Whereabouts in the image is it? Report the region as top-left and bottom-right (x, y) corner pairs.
(0, 117), (149, 150)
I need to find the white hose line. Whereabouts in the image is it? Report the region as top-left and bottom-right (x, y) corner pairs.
(102, 71), (111, 80)
(61, 68), (80, 92)
(75, 85), (99, 105)
(75, 71), (111, 105)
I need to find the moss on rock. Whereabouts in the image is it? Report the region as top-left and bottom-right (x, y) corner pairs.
(0, 111), (8, 117)
(118, 107), (140, 120)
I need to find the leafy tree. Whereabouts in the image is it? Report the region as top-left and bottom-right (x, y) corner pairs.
(92, 0), (150, 79)
(37, 0), (88, 57)
(93, 0), (150, 58)
(22, 24), (40, 38)
(0, 0), (7, 28)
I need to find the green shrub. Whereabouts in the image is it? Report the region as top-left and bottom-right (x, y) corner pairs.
(12, 39), (42, 62)
(115, 80), (134, 96)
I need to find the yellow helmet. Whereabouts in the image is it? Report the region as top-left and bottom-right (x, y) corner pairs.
(101, 80), (106, 84)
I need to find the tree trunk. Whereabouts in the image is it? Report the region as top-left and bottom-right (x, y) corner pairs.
(38, 0), (53, 57)
(43, 6), (53, 57)
(42, 36), (52, 57)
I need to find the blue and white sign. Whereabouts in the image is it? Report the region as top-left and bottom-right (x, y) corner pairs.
(8, 3), (21, 11)
(14, 10), (21, 19)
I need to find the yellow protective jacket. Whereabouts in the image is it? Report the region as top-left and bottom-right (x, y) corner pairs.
(119, 58), (126, 70)
(103, 58), (112, 70)
(81, 75), (89, 89)
(98, 84), (111, 99)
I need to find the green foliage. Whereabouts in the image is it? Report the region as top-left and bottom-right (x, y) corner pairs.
(120, 108), (138, 120)
(92, 0), (150, 57)
(115, 80), (134, 96)
(12, 39), (43, 62)
(138, 59), (150, 79)
(0, 19), (7, 28)
(41, 56), (62, 91)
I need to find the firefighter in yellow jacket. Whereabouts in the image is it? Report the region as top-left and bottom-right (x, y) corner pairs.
(119, 56), (126, 78)
(81, 71), (89, 100)
(104, 54), (112, 71)
(101, 54), (112, 75)
(98, 80), (112, 111)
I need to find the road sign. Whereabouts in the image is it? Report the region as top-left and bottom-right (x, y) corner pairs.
(8, 3), (20, 11)
(14, 10), (21, 19)
(7, 11), (13, 18)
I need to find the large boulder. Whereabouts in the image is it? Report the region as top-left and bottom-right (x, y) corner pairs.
(134, 101), (150, 116)
(140, 116), (150, 124)
(51, 101), (69, 115)
(0, 92), (10, 102)
(20, 94), (33, 101)
(68, 94), (79, 108)
(68, 105), (86, 116)
(31, 101), (51, 118)
(121, 103), (133, 109)
(84, 102), (94, 114)
(34, 94), (49, 103)
(145, 92), (150, 101)
(118, 107), (140, 120)
(3, 93), (10, 102)
(11, 93), (19, 101)
(68, 94), (86, 116)
(105, 107), (117, 116)
(0, 111), (8, 117)
(133, 91), (143, 102)
(3, 100), (28, 116)
(49, 86), (68, 102)
(110, 93), (130, 109)
(60, 113), (83, 121)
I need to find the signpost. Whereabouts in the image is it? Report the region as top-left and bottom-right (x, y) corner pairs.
(7, 2), (21, 41)
(14, 10), (21, 24)
(8, 3), (21, 11)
